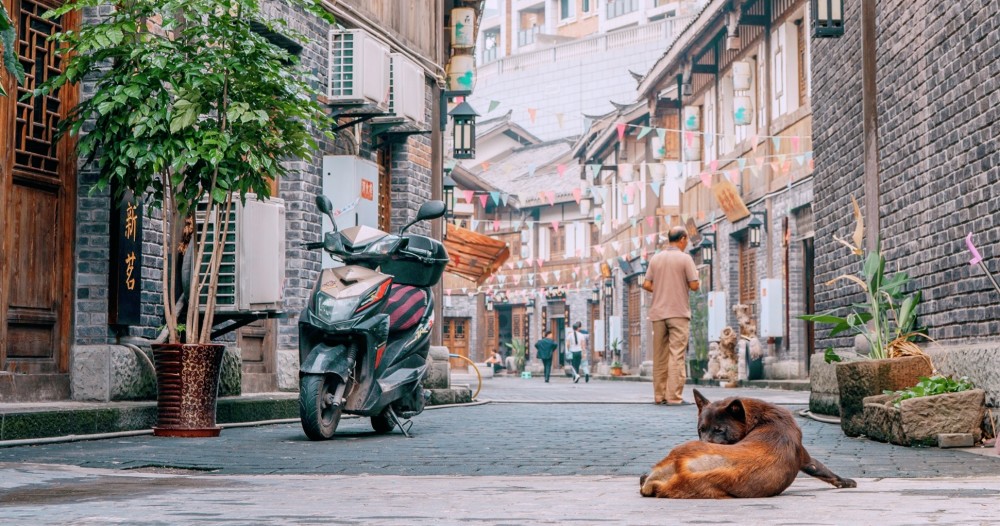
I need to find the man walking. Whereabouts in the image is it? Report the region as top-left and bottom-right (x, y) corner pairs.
(643, 226), (700, 405)
(534, 331), (558, 382)
(567, 321), (589, 383)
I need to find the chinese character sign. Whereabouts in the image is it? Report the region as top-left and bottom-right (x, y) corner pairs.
(110, 190), (143, 326)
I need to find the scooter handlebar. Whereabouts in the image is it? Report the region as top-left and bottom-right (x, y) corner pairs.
(303, 242), (325, 250)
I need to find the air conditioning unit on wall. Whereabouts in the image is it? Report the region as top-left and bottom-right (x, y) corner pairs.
(389, 53), (426, 124)
(328, 29), (391, 109)
(195, 194), (286, 314)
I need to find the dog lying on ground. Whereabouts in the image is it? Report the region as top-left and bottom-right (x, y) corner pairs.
(639, 389), (856, 498)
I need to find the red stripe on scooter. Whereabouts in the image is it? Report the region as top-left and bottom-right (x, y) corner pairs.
(375, 344), (386, 369)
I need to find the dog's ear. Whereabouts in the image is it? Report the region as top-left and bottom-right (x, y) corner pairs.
(726, 399), (746, 423)
(694, 389), (710, 412)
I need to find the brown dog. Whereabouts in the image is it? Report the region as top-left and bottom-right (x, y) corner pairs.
(639, 389), (856, 498)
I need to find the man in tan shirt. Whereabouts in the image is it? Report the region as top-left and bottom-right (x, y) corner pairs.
(642, 226), (700, 405)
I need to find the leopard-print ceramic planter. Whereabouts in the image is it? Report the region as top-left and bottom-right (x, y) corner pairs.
(152, 343), (226, 437)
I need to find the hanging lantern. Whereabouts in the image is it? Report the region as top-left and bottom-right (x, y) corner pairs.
(734, 96), (754, 126)
(683, 135), (702, 162)
(446, 54), (476, 94)
(451, 8), (476, 49)
(683, 106), (701, 131)
(443, 173), (457, 220)
(812, 0), (844, 38)
(651, 135), (666, 159)
(733, 61), (752, 91)
(449, 101), (479, 159)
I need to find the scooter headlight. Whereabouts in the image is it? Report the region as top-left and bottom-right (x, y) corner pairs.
(316, 292), (358, 324)
(363, 236), (401, 256)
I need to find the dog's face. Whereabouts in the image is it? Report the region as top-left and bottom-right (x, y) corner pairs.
(693, 389), (750, 444)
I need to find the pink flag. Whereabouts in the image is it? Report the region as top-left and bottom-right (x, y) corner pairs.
(782, 160), (793, 174)
(537, 258), (545, 268)
(481, 161), (490, 171)
(791, 137), (801, 152)
(493, 219), (500, 231)
(572, 188), (582, 204)
(967, 233), (984, 265)
(527, 108), (537, 123)
(647, 216), (655, 228)
(479, 194), (489, 208)
(709, 159), (719, 172)
(616, 123), (627, 141)
(546, 191), (556, 206)
(700, 173), (712, 188)
(684, 131), (694, 148)
(551, 220), (560, 231)
(557, 164), (566, 177)
(809, 159), (815, 170)
(728, 170), (740, 183)
(463, 190), (475, 203)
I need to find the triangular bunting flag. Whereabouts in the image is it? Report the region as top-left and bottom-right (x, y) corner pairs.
(527, 108), (537, 123)
(588, 163), (603, 180)
(616, 123), (627, 141)
(771, 136), (781, 150)
(572, 188), (582, 204)
(657, 128), (666, 141)
(795, 155), (805, 167)
(528, 164), (536, 177)
(557, 164), (566, 177)
(554, 270), (562, 281)
(650, 181), (662, 198)
(546, 191), (556, 206)
(501, 193), (510, 207)
(709, 159), (719, 172)
(493, 219), (500, 232)
(479, 194), (489, 208)
(490, 191), (501, 206)
(737, 158), (747, 171)
(551, 220), (560, 231)
(488, 100), (501, 112)
(647, 216), (655, 228)
(637, 126), (653, 139)
(684, 131), (694, 148)
(791, 136), (801, 152)
(611, 241), (622, 253)
(471, 219), (480, 231)
(517, 261), (524, 269)
(700, 173), (712, 188)
(728, 170), (740, 184)
(537, 258), (544, 268)
(462, 190), (475, 203)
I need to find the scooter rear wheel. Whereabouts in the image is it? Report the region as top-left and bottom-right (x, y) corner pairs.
(299, 374), (345, 440)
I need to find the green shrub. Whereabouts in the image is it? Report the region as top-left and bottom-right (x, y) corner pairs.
(884, 375), (974, 407)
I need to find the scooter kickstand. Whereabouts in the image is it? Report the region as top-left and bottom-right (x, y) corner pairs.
(386, 407), (413, 438)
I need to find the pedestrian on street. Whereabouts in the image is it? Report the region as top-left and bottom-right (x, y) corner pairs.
(534, 330), (558, 382)
(643, 226), (700, 405)
(485, 349), (505, 374)
(567, 321), (589, 383)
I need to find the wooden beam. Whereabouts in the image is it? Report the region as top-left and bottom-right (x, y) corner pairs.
(740, 15), (769, 26)
(692, 63), (718, 75)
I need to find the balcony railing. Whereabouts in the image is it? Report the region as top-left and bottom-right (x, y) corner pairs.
(517, 25), (541, 47)
(606, 0), (639, 19)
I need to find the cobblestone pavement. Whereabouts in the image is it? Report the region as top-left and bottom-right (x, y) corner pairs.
(1, 377), (998, 524)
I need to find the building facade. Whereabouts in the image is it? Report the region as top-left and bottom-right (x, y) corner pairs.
(0, 0), (480, 402)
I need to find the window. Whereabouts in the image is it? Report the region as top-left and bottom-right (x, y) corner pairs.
(564, 222), (591, 259)
(797, 19), (808, 103)
(704, 88), (716, 163)
(538, 226), (551, 261)
(520, 228), (532, 259)
(560, 0), (575, 20)
(483, 28), (500, 63)
(583, 0), (592, 14)
(607, 0), (639, 19)
(550, 226), (565, 259)
(772, 24), (785, 118)
(739, 238), (757, 305)
(757, 51), (766, 131)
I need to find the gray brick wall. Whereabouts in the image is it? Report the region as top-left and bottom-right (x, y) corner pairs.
(812, 1), (1000, 351)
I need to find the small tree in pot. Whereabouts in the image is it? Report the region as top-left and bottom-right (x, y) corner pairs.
(34, 0), (333, 436)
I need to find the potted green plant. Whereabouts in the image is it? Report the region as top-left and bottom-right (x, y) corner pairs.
(610, 361), (623, 377)
(801, 196), (933, 437)
(36, 0), (333, 436)
(505, 339), (527, 373)
(0, 3), (24, 97)
(861, 376), (985, 447)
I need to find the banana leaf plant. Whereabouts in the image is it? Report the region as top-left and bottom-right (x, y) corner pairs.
(801, 196), (927, 362)
(505, 339), (527, 371)
(30, 0), (334, 343)
(0, 2), (26, 96)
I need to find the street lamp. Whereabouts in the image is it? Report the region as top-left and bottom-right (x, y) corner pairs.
(590, 287), (600, 304)
(603, 278), (614, 299)
(443, 172), (456, 221)
(811, 0), (844, 38)
(485, 295), (494, 312)
(700, 233), (716, 265)
(449, 101), (479, 159)
(748, 211), (766, 248)
(526, 298), (535, 315)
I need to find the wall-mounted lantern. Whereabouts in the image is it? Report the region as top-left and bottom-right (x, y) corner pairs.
(812, 0), (844, 38)
(451, 7), (476, 49)
(748, 211), (766, 248)
(449, 101), (479, 159)
(603, 278), (614, 299)
(590, 287), (601, 304)
(526, 298), (535, 315)
(485, 295), (494, 312)
(443, 172), (457, 220)
(700, 233), (716, 265)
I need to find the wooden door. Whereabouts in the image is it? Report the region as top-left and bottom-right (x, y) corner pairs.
(1, 0), (78, 382)
(377, 145), (391, 232)
(443, 317), (470, 369)
(482, 308), (498, 361)
(237, 319), (277, 392)
(627, 280), (641, 367)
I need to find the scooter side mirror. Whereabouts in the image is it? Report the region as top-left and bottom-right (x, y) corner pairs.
(416, 200), (446, 222)
(316, 195), (337, 229)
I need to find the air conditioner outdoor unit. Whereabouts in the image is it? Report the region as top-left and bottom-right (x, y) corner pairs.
(328, 29), (391, 110)
(389, 53), (426, 124)
(195, 194), (286, 314)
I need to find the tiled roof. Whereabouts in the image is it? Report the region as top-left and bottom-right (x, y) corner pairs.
(464, 139), (582, 207)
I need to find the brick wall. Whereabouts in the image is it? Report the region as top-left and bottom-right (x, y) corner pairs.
(812, 1), (1000, 351)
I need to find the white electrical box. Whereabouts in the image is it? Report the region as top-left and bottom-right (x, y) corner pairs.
(592, 323), (605, 352)
(322, 155), (381, 267)
(328, 29), (391, 110)
(759, 278), (784, 338)
(195, 193), (285, 314)
(707, 291), (727, 341)
(609, 315), (623, 345)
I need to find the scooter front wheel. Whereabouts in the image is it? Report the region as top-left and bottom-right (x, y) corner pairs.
(370, 407), (395, 434)
(299, 374), (345, 440)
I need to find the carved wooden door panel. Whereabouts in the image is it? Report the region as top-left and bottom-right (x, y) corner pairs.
(1, 0), (78, 376)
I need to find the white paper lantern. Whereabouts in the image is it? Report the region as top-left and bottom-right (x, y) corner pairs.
(446, 55), (476, 92)
(733, 61), (752, 91)
(451, 8), (476, 49)
(683, 106), (701, 131)
(734, 96), (753, 126)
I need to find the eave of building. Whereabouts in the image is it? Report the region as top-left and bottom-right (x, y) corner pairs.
(636, 0), (732, 99)
(451, 164), (499, 193)
(583, 101), (650, 161)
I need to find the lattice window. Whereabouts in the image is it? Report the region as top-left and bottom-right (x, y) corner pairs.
(739, 239), (757, 305)
(797, 19), (807, 103)
(378, 147), (391, 232)
(628, 279), (641, 363)
(15, 0), (66, 178)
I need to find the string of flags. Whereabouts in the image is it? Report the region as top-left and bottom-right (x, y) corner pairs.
(332, 197), (360, 217)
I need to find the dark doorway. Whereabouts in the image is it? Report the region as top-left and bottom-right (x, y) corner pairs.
(803, 237), (815, 369)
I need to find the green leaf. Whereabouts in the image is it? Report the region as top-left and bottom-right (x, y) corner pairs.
(824, 348), (842, 364)
(799, 314), (848, 325)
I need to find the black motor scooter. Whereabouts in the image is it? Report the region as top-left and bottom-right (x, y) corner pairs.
(298, 195), (448, 440)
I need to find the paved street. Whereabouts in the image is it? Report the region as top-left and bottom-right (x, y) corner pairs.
(1, 377), (999, 524)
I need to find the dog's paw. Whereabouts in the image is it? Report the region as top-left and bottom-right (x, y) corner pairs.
(836, 477), (857, 488)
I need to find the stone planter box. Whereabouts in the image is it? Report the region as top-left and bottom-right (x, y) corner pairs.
(861, 389), (985, 447)
(836, 355), (933, 437)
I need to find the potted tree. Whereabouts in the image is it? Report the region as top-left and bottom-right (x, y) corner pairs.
(801, 196), (933, 437)
(36, 0), (333, 436)
(505, 339), (527, 375)
(609, 339), (623, 376)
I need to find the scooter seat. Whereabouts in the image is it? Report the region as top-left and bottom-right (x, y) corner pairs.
(383, 284), (428, 333)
